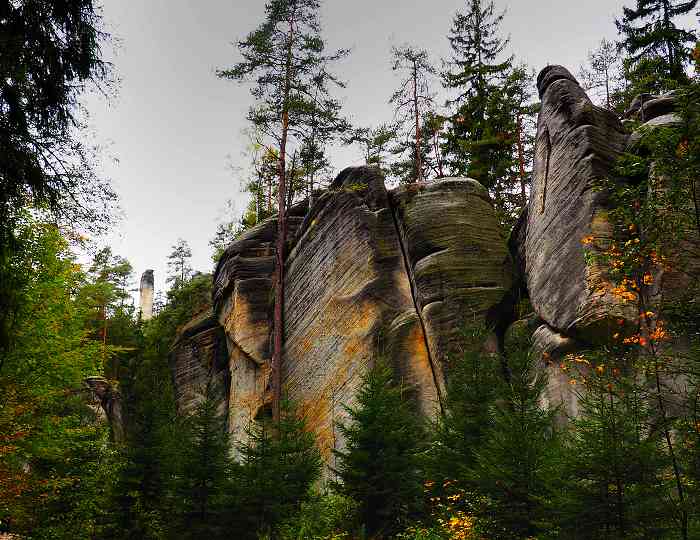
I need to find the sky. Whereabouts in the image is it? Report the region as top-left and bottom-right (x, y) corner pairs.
(83, 0), (688, 298)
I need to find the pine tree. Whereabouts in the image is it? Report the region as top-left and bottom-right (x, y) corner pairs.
(166, 238), (193, 287)
(168, 381), (231, 540)
(616, 0), (698, 85)
(233, 400), (321, 538)
(218, 0), (348, 420)
(342, 123), (399, 169)
(579, 39), (622, 110)
(333, 360), (426, 537)
(389, 45), (437, 183)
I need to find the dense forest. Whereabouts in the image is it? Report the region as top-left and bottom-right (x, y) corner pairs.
(1, 0), (700, 539)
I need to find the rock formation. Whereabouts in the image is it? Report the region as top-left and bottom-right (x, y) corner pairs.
(169, 307), (230, 421)
(170, 64), (697, 466)
(171, 167), (511, 467)
(84, 376), (124, 442)
(139, 269), (154, 321)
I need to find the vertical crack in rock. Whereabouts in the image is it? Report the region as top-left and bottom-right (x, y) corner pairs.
(283, 167), (442, 471)
(390, 179), (510, 378)
(538, 128), (550, 215)
(389, 195), (444, 413)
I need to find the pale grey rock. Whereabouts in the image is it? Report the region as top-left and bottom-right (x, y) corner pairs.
(526, 65), (636, 344)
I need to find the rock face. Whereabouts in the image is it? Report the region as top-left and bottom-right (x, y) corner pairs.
(283, 169), (441, 461)
(204, 167), (510, 467)
(171, 65), (697, 464)
(139, 270), (154, 321)
(84, 376), (124, 442)
(169, 308), (230, 421)
(391, 179), (511, 363)
(525, 65), (635, 344)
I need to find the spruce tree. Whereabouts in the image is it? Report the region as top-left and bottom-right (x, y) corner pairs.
(168, 381), (231, 540)
(332, 360), (426, 537)
(557, 374), (669, 539)
(233, 400), (321, 538)
(430, 343), (500, 484)
(442, 0), (512, 182)
(616, 0), (698, 85)
(471, 345), (561, 539)
(442, 1), (535, 225)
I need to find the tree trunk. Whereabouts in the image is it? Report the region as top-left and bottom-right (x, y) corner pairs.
(413, 60), (422, 182)
(272, 12), (295, 425)
(516, 113), (527, 207)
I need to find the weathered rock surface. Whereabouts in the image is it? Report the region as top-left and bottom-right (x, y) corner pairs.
(84, 376), (124, 442)
(391, 179), (510, 363)
(212, 209), (305, 444)
(525, 65), (636, 344)
(203, 166), (511, 467)
(530, 324), (586, 423)
(283, 168), (442, 461)
(169, 308), (230, 421)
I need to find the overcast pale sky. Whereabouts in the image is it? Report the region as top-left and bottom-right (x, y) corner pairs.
(83, 0), (694, 298)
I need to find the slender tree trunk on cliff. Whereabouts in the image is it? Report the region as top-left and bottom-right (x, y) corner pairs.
(413, 60), (423, 182)
(272, 13), (295, 424)
(517, 113), (527, 207)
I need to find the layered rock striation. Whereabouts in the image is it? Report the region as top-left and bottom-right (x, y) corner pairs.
(170, 64), (697, 463)
(187, 167), (510, 465)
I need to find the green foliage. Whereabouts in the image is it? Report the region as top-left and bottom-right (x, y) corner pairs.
(389, 44), (437, 183)
(166, 238), (194, 287)
(333, 360), (427, 537)
(429, 328), (500, 484)
(616, 0), (697, 84)
(558, 374), (671, 539)
(276, 492), (358, 540)
(167, 381), (231, 540)
(342, 123), (399, 170)
(218, 0), (348, 212)
(232, 400), (322, 539)
(471, 344), (561, 539)
(0, 0), (115, 356)
(0, 216), (126, 537)
(441, 1), (535, 227)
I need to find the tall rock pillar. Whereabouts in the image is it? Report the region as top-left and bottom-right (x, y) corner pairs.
(139, 269), (154, 321)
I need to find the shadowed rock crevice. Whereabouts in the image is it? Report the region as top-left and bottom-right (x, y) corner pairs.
(388, 191), (444, 412)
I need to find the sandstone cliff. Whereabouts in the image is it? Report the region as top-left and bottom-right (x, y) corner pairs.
(170, 64), (697, 466)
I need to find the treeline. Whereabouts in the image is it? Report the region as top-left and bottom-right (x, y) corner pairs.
(216, 0), (699, 242)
